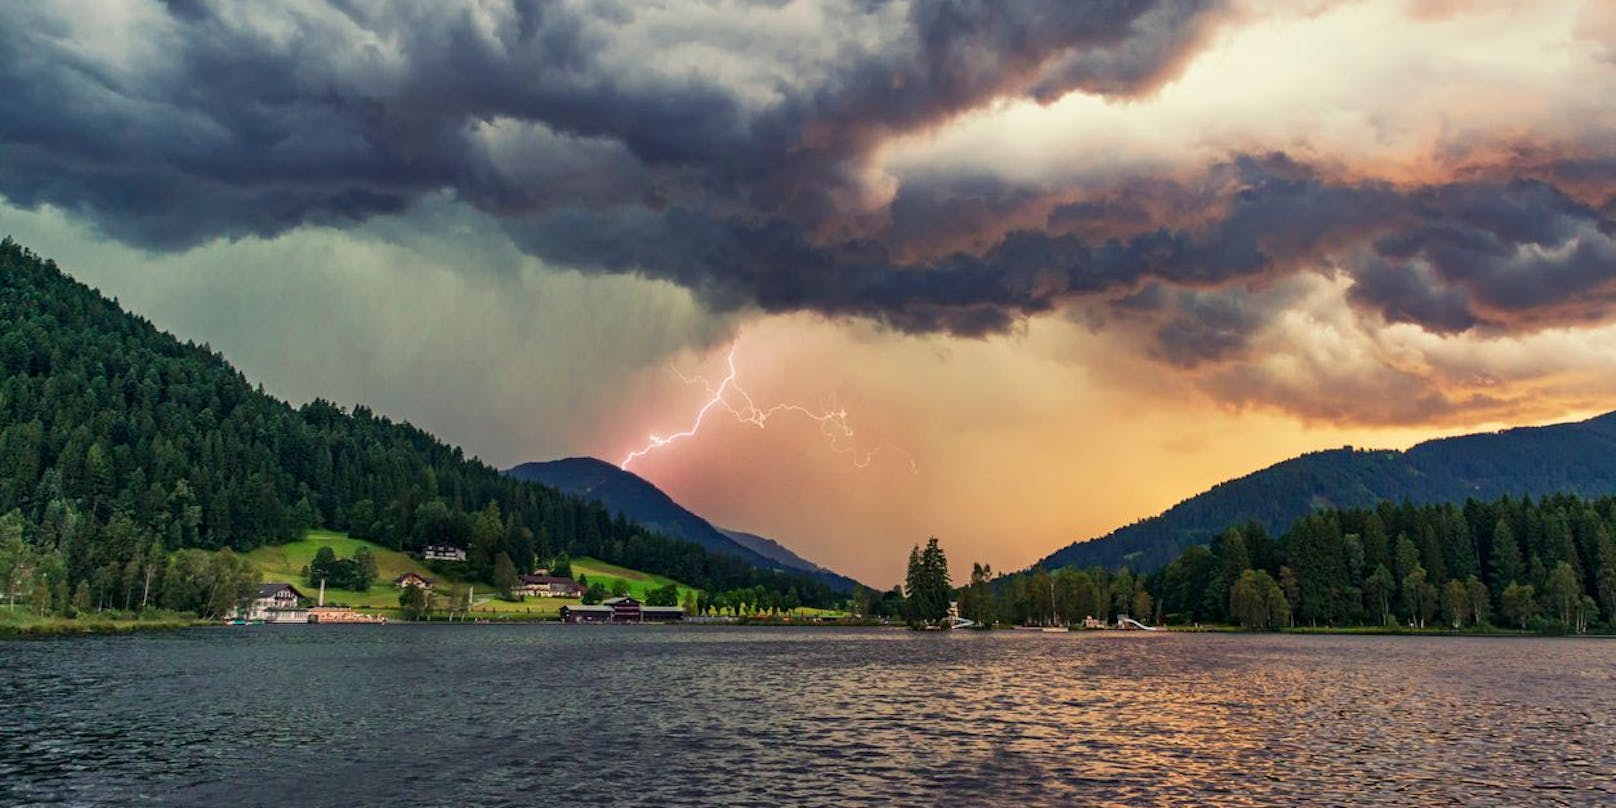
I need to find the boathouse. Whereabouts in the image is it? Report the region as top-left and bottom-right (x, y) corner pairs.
(560, 598), (684, 623)
(603, 596), (642, 621)
(559, 604), (613, 623)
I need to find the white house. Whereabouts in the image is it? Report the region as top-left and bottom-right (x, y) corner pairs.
(244, 582), (309, 623)
(422, 545), (467, 562)
(516, 575), (584, 598)
(394, 572), (434, 590)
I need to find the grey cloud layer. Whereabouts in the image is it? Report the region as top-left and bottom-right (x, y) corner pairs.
(3, 0), (1615, 358)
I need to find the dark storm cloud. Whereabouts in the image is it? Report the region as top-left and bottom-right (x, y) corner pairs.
(3, 0), (1615, 350)
(0, 0), (1223, 244)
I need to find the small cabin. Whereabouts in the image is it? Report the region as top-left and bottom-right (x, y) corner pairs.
(393, 572), (434, 590)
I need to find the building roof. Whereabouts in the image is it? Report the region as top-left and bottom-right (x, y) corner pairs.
(641, 607), (685, 615)
(602, 596), (640, 606)
(561, 605), (613, 613)
(393, 572), (434, 584)
(257, 582), (305, 599)
(423, 544), (462, 551)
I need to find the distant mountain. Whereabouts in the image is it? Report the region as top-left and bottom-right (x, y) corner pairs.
(717, 528), (840, 578)
(505, 458), (864, 592)
(1041, 410), (1616, 573)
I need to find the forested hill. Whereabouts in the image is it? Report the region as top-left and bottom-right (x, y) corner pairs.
(1040, 411), (1616, 573)
(0, 239), (835, 609)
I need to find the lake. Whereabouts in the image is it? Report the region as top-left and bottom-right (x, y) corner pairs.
(3, 627), (1614, 806)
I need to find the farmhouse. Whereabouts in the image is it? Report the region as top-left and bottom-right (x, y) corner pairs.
(517, 575), (583, 598)
(246, 582), (309, 623)
(422, 544), (467, 562)
(559, 597), (683, 624)
(393, 572), (434, 590)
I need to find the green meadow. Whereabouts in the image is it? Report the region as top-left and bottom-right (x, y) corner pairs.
(240, 532), (704, 619)
(242, 530), (458, 609)
(572, 556), (699, 602)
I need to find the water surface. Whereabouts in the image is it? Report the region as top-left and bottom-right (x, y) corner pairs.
(3, 627), (1613, 806)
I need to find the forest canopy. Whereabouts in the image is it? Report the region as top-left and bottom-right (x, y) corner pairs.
(0, 238), (834, 616)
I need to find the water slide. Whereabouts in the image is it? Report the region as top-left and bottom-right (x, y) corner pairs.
(1117, 617), (1160, 631)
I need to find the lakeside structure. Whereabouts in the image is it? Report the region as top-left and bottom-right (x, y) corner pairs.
(560, 596), (684, 624)
(242, 583), (310, 623)
(231, 581), (386, 625)
(307, 606), (387, 624)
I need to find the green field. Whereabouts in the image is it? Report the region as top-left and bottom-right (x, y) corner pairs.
(241, 533), (698, 618)
(573, 557), (699, 602)
(242, 530), (462, 609)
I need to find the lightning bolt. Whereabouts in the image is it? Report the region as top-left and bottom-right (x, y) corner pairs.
(619, 343), (916, 472)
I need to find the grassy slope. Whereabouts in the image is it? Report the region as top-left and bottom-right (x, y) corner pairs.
(242, 530), (455, 609)
(569, 557), (842, 616)
(573, 556), (699, 603)
(241, 533), (704, 618)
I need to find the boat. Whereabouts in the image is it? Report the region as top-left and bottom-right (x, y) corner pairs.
(1040, 626), (1067, 633)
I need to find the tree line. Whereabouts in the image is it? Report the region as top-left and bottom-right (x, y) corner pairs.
(1141, 493), (1616, 632)
(0, 238), (836, 619)
(943, 490), (1616, 634)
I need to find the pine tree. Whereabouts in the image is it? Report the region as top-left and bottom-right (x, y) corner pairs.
(1491, 518), (1523, 590)
(1596, 528), (1616, 624)
(904, 538), (950, 627)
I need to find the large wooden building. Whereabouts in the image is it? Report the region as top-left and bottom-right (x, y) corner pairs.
(558, 596), (684, 624)
(559, 604), (613, 623)
(245, 583), (309, 623)
(517, 575), (584, 598)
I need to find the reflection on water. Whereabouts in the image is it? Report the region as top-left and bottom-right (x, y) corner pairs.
(3, 628), (1614, 806)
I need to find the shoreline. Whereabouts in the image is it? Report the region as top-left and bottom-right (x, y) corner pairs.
(9, 621), (1613, 640)
(0, 616), (209, 639)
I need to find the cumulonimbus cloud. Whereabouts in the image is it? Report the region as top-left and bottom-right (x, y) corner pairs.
(3, 0), (1616, 426)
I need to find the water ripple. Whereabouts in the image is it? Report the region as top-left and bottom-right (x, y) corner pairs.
(2, 628), (1614, 806)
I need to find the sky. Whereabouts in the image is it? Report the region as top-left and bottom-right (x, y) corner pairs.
(3, 0), (1616, 587)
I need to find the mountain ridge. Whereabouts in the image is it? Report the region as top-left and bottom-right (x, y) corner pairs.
(1040, 410), (1616, 573)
